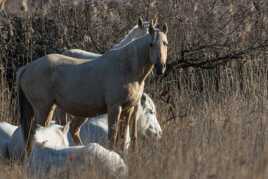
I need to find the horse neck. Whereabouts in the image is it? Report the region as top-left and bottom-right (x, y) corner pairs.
(121, 34), (153, 83)
(112, 25), (138, 49)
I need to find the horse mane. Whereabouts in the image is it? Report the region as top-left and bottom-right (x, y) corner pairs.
(112, 25), (139, 49)
(98, 33), (151, 63)
(112, 21), (150, 49)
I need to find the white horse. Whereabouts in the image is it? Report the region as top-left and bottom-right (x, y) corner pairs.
(77, 93), (162, 148)
(17, 20), (168, 153)
(8, 122), (70, 161)
(59, 17), (161, 149)
(0, 122), (17, 158)
(25, 123), (127, 178)
(0, 122), (17, 140)
(26, 143), (128, 179)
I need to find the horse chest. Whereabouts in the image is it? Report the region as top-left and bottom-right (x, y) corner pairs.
(121, 83), (144, 108)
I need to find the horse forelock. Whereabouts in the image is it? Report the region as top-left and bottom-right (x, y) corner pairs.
(151, 28), (161, 44)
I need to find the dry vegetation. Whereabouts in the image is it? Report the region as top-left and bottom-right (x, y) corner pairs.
(0, 0), (268, 178)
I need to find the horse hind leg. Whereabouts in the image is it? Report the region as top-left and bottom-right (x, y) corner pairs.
(108, 105), (122, 149)
(70, 116), (87, 145)
(18, 88), (34, 159)
(44, 105), (56, 126)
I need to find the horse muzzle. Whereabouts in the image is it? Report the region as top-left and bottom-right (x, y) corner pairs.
(155, 63), (166, 75)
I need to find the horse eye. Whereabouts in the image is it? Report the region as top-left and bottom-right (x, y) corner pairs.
(148, 109), (154, 114)
(163, 42), (168, 46)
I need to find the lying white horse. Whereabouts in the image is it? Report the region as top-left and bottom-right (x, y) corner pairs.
(26, 124), (127, 179)
(27, 143), (128, 179)
(77, 93), (162, 148)
(0, 122), (126, 178)
(0, 122), (18, 158)
(8, 122), (70, 161)
(0, 122), (17, 139)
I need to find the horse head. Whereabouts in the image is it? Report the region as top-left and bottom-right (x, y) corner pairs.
(138, 93), (162, 140)
(33, 122), (70, 149)
(148, 21), (168, 75)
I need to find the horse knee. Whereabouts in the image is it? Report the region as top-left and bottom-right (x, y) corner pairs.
(73, 132), (82, 145)
(70, 125), (82, 145)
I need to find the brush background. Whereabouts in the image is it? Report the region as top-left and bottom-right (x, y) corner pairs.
(0, 0), (268, 178)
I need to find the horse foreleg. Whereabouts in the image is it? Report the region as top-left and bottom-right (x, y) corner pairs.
(120, 107), (134, 151)
(53, 106), (68, 125)
(70, 117), (86, 145)
(108, 105), (122, 149)
(114, 106), (136, 151)
(44, 105), (56, 126)
(129, 105), (139, 151)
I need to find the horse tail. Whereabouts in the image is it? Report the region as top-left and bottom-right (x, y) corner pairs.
(16, 66), (34, 152)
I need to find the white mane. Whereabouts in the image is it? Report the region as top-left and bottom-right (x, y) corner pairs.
(112, 21), (149, 49)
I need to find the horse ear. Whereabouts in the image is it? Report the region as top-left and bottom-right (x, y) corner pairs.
(149, 21), (155, 36)
(141, 94), (146, 107)
(138, 17), (143, 28)
(62, 121), (70, 134)
(163, 23), (168, 34)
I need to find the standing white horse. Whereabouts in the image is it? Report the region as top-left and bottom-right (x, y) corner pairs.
(55, 17), (153, 125)
(17, 21), (168, 154)
(60, 18), (161, 145)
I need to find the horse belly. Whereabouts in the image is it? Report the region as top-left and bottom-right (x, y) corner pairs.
(65, 104), (107, 118)
(54, 66), (107, 117)
(57, 94), (107, 118)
